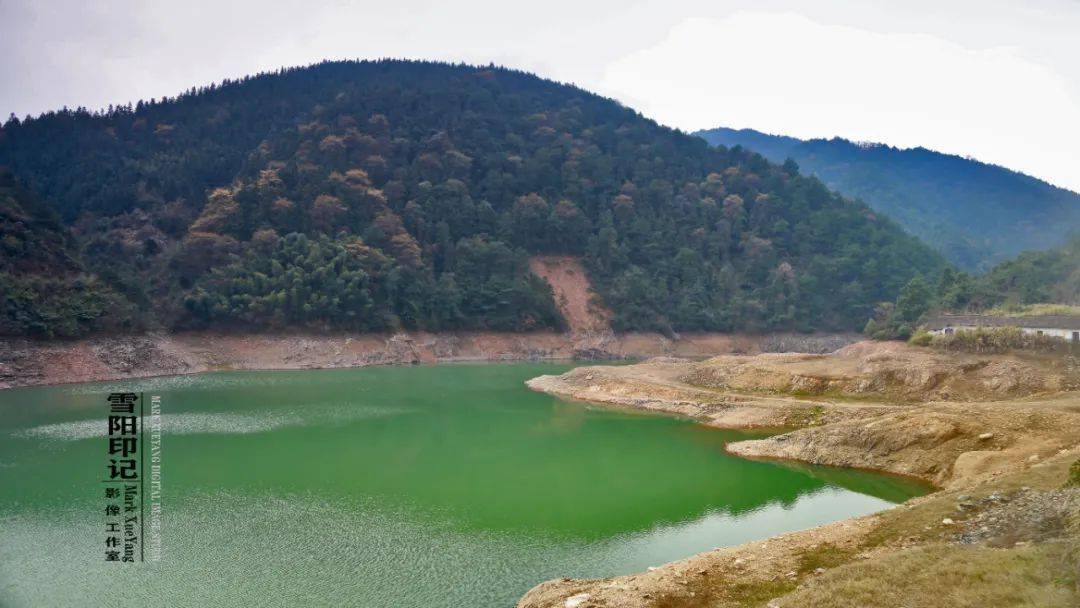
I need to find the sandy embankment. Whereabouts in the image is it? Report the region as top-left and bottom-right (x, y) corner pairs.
(520, 342), (1080, 608)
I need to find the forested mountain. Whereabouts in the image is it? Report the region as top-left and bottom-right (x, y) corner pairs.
(0, 60), (942, 337)
(865, 234), (1080, 340)
(971, 235), (1080, 307)
(695, 127), (1080, 271)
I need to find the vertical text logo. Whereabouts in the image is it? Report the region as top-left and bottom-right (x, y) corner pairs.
(104, 392), (143, 563)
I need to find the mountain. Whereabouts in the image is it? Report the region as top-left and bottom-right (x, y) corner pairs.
(0, 60), (942, 337)
(695, 127), (1080, 271)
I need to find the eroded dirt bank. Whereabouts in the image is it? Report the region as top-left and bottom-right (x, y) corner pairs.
(520, 342), (1080, 608)
(0, 331), (856, 390)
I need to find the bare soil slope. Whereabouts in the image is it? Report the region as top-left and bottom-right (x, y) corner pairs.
(684, 341), (1065, 402)
(528, 256), (611, 333)
(729, 400), (1080, 487)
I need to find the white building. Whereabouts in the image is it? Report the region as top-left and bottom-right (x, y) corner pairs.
(925, 314), (1080, 343)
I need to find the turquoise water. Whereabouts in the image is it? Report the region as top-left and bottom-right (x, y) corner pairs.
(0, 363), (927, 607)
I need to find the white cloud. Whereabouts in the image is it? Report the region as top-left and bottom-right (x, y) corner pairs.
(596, 12), (1080, 191)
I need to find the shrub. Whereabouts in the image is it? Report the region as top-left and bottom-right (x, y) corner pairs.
(908, 330), (933, 347)
(1066, 459), (1080, 488)
(0, 272), (141, 338)
(930, 326), (1062, 354)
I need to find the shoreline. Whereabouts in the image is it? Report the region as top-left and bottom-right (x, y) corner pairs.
(0, 330), (857, 390)
(528, 372), (942, 492)
(721, 448), (940, 491)
(517, 348), (1080, 607)
(0, 355), (587, 392)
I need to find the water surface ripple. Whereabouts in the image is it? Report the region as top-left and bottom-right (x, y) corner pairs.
(0, 363), (927, 607)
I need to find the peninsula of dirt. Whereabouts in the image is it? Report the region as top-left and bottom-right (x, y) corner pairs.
(520, 342), (1080, 608)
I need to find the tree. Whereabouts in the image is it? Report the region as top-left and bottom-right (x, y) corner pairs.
(895, 276), (933, 324)
(510, 193), (550, 251)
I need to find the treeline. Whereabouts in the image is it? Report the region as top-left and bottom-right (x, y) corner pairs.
(1, 60), (943, 337)
(865, 235), (1080, 340)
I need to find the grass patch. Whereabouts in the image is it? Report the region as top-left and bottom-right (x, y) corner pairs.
(1067, 459), (1080, 488)
(653, 575), (798, 608)
(785, 404), (828, 427)
(796, 543), (855, 574)
(908, 329), (933, 347)
(863, 493), (960, 549)
(774, 542), (1078, 608)
(714, 579), (798, 608)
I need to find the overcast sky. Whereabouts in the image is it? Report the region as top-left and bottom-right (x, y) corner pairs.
(2, 0), (1079, 191)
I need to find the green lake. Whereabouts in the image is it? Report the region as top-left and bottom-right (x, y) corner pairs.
(0, 363), (928, 607)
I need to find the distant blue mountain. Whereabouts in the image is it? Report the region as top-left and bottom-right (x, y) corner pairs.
(695, 127), (1080, 271)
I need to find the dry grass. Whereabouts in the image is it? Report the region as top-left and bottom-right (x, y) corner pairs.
(774, 542), (1078, 608)
(865, 458), (1076, 549)
(660, 579), (798, 608)
(984, 303), (1080, 317)
(863, 493), (961, 549)
(788, 458), (1080, 608)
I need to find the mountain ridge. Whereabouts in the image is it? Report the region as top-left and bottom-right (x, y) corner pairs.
(695, 126), (1080, 270)
(0, 60), (942, 337)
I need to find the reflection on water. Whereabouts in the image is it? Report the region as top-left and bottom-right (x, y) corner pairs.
(0, 364), (928, 608)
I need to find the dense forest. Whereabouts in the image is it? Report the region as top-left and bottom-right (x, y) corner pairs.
(865, 235), (1080, 340)
(0, 169), (139, 337)
(1, 60), (943, 338)
(696, 127), (1080, 271)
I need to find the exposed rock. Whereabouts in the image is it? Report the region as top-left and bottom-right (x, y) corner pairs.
(727, 404), (1079, 488)
(954, 487), (1080, 545)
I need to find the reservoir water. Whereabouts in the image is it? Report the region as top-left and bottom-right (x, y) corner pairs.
(0, 363), (927, 607)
